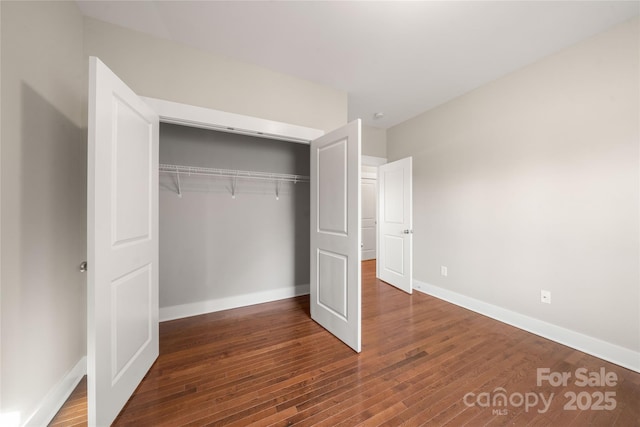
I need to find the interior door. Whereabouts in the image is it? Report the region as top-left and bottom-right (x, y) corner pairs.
(87, 57), (159, 426)
(310, 119), (361, 352)
(378, 157), (413, 294)
(361, 177), (377, 260)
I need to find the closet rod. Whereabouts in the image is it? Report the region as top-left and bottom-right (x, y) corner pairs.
(159, 163), (310, 183)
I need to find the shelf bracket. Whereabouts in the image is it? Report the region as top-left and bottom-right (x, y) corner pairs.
(175, 167), (182, 198)
(231, 175), (237, 199)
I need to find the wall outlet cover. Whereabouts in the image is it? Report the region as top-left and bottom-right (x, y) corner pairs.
(541, 290), (551, 304)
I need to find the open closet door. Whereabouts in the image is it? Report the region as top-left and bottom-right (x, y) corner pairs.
(87, 57), (159, 426)
(310, 119), (362, 352)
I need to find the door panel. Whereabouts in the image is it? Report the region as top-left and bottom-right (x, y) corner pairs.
(384, 235), (404, 274)
(378, 157), (413, 294)
(383, 169), (405, 222)
(88, 57), (159, 426)
(310, 120), (361, 352)
(318, 140), (348, 234)
(318, 250), (348, 318)
(112, 97), (152, 244)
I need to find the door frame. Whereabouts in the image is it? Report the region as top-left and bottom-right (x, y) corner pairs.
(145, 99), (363, 352)
(141, 97), (324, 144)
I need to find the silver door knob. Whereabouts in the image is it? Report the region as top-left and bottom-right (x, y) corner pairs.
(402, 229), (413, 234)
(79, 261), (87, 273)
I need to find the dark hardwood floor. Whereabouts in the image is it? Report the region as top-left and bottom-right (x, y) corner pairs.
(50, 260), (640, 426)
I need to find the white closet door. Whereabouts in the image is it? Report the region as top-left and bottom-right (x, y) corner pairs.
(87, 56), (159, 426)
(378, 157), (413, 294)
(310, 120), (362, 352)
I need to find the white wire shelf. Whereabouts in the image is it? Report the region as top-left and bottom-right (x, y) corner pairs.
(159, 164), (309, 183)
(159, 163), (309, 198)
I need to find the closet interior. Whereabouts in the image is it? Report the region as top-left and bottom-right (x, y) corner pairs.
(159, 123), (311, 319)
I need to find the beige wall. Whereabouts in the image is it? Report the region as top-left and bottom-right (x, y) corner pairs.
(388, 18), (640, 353)
(83, 17), (347, 133)
(1, 5), (348, 424)
(362, 125), (387, 158)
(1, 1), (86, 424)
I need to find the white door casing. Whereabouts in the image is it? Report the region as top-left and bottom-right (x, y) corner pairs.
(310, 120), (362, 352)
(361, 177), (377, 260)
(87, 57), (159, 426)
(378, 157), (413, 294)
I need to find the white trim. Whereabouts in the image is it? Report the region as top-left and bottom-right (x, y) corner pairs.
(23, 357), (87, 427)
(160, 284), (311, 322)
(142, 97), (324, 144)
(362, 163), (379, 180)
(361, 155), (387, 166)
(413, 279), (640, 373)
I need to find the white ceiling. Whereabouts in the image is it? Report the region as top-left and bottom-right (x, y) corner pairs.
(76, 1), (639, 129)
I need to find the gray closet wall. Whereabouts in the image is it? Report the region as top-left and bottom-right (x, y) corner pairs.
(159, 123), (310, 311)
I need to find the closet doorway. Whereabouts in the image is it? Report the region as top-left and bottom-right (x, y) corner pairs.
(157, 124), (312, 321)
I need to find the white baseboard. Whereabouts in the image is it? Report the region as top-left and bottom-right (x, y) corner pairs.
(160, 284), (310, 322)
(23, 356), (86, 427)
(413, 279), (640, 373)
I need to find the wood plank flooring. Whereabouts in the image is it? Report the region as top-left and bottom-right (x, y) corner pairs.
(50, 260), (640, 426)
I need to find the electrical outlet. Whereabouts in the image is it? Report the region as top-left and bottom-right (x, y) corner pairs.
(541, 290), (551, 304)
(441, 266), (448, 277)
